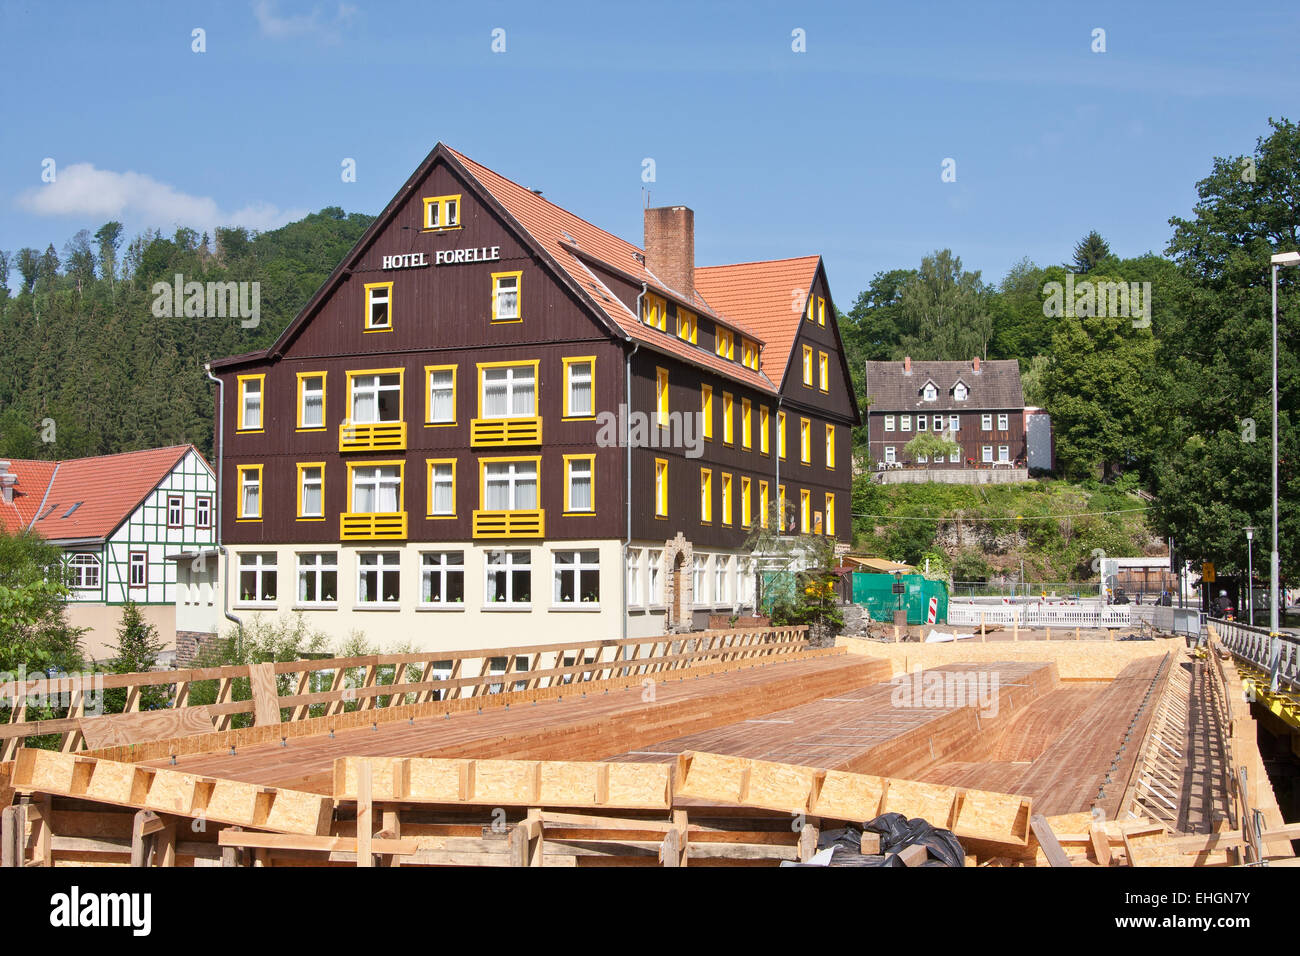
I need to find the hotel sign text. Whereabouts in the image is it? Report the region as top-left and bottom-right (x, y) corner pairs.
(381, 246), (501, 270)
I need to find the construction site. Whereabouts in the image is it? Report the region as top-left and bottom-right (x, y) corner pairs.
(0, 621), (1293, 869)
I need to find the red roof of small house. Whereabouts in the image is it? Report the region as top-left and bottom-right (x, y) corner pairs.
(0, 459), (57, 534)
(695, 256), (821, 384)
(9, 446), (200, 542)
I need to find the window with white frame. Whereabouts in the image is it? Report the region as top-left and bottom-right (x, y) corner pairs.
(917, 414), (927, 431)
(954, 383), (968, 401)
(648, 549), (663, 605)
(239, 377), (262, 431)
(300, 374), (325, 427)
(166, 495), (183, 528)
(564, 359), (593, 417)
(239, 552), (277, 603)
(196, 496), (212, 529)
(997, 413), (1009, 431)
(626, 550), (640, 605)
(999, 445), (1010, 462)
(486, 550), (531, 605)
(885, 446), (896, 463)
(421, 551), (464, 605)
(981, 414), (992, 431)
(482, 365), (535, 418)
(350, 373), (401, 423)
(900, 415), (911, 430)
(949, 414), (959, 432)
(129, 552), (147, 588)
(923, 383), (937, 401)
(239, 467), (261, 519)
(565, 457), (593, 513)
(917, 453), (928, 463)
(365, 283), (392, 330)
(428, 462), (454, 516)
(484, 460), (538, 510)
(297, 552), (337, 604)
(427, 368), (455, 423)
(933, 417), (943, 432)
(884, 415), (895, 432)
(68, 553), (100, 590)
(554, 549), (600, 605)
(358, 552), (401, 605)
(351, 465), (402, 513)
(714, 556), (728, 603)
(982, 446), (993, 463)
(693, 555), (707, 604)
(949, 449), (961, 463)
(299, 465), (324, 518)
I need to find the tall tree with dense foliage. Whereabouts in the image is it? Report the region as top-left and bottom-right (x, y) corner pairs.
(1070, 231), (1112, 273)
(103, 601), (167, 711)
(0, 529), (83, 674)
(896, 249), (993, 361)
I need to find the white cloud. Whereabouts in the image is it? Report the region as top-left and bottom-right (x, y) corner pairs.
(252, 0), (357, 43)
(16, 163), (308, 234)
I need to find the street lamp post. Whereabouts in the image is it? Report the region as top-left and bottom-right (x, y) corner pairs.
(1245, 526), (1255, 628)
(1269, 251), (1300, 692)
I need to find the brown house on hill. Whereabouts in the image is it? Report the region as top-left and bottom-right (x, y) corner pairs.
(864, 357), (1026, 470)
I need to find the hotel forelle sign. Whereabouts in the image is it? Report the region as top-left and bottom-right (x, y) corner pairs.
(382, 246), (501, 270)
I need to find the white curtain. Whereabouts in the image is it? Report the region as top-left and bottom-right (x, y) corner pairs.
(352, 390), (375, 423)
(569, 365), (591, 416)
(512, 373), (535, 416)
(484, 370), (508, 417)
(302, 480), (321, 515)
(431, 371), (454, 421)
(242, 482), (259, 516)
(569, 461), (591, 511)
(432, 465), (453, 513)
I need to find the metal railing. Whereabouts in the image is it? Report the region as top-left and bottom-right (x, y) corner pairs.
(949, 581), (1100, 599)
(1212, 617), (1300, 691)
(947, 602), (1132, 628)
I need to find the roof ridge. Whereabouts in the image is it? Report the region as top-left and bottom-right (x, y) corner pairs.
(697, 254), (821, 271)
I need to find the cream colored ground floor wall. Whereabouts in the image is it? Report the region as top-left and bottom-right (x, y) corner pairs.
(68, 603), (176, 662)
(215, 538), (760, 653)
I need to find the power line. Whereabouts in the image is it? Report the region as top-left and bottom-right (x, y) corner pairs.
(850, 507), (1151, 522)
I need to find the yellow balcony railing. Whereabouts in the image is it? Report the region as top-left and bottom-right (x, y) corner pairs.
(472, 509), (545, 538)
(339, 421), (407, 452)
(470, 416), (542, 448)
(340, 512), (408, 540)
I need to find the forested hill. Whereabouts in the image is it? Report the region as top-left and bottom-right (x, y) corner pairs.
(0, 207), (375, 461)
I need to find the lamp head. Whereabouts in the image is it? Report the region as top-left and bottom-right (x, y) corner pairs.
(1271, 251), (1300, 267)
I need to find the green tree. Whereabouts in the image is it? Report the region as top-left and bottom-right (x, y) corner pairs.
(903, 432), (960, 464)
(0, 529), (83, 675)
(896, 249), (993, 360)
(1070, 231), (1112, 273)
(104, 601), (167, 712)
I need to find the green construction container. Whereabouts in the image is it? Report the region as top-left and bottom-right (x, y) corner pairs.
(851, 572), (948, 625)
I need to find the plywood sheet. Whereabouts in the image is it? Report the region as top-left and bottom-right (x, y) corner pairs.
(79, 707), (215, 749)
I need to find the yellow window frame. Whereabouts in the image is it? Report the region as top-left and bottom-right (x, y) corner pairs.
(721, 473), (733, 526)
(475, 359), (539, 419)
(491, 270), (523, 323)
(656, 367), (670, 428)
(424, 364), (457, 427)
(806, 294), (814, 322)
(722, 392), (734, 445)
(643, 293), (667, 332)
(826, 424), (836, 470)
(346, 458), (406, 513)
(800, 417), (811, 464)
(741, 338), (758, 370)
(677, 307), (698, 344)
(716, 328), (734, 361)
(826, 493), (836, 536)
(760, 406), (770, 455)
(819, 351), (829, 392)
(563, 453), (596, 515)
(425, 458), (457, 519)
(295, 372), (327, 432)
(236, 464), (263, 521)
(759, 480), (770, 529)
(295, 462), (326, 521)
(802, 346), (813, 387)
(236, 374), (265, 433)
(701, 385), (713, 441)
(476, 455), (541, 511)
(741, 398), (752, 450)
(700, 468), (713, 523)
(561, 356), (596, 420)
(364, 281), (394, 333)
(741, 476), (752, 528)
(818, 296), (826, 326)
(778, 411), (787, 460)
(654, 458), (669, 518)
(779, 484), (786, 531)
(801, 488), (811, 533)
(344, 367), (406, 424)
(422, 194), (462, 231)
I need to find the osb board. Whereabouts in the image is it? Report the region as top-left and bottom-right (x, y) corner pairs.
(248, 662), (281, 727)
(0, 759), (12, 808)
(838, 636), (1180, 680)
(79, 647), (848, 766)
(11, 749), (332, 835)
(79, 707), (216, 749)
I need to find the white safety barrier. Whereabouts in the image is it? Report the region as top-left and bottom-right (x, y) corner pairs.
(947, 602), (1132, 628)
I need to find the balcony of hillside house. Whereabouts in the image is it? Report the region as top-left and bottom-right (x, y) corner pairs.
(338, 421), (407, 452)
(873, 458), (1028, 485)
(472, 508), (545, 538)
(470, 416), (542, 448)
(340, 511), (408, 540)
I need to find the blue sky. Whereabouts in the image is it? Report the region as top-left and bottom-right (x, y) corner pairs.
(2, 0), (1297, 303)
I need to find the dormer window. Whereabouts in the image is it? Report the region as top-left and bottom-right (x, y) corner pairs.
(922, 383), (937, 402)
(953, 382), (969, 401)
(423, 195), (461, 230)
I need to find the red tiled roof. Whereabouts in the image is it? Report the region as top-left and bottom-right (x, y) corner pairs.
(0, 459), (57, 534)
(695, 256), (821, 384)
(18, 446), (194, 541)
(448, 148), (780, 394)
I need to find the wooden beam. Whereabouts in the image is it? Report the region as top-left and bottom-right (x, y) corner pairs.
(1030, 814), (1072, 868)
(356, 760), (373, 868)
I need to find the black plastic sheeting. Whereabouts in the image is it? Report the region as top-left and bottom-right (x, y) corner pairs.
(790, 812), (965, 867)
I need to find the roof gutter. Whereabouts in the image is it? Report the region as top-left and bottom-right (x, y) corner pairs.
(205, 363), (243, 656)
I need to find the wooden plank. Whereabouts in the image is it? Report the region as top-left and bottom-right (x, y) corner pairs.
(896, 843), (928, 867)
(217, 830), (417, 856)
(1029, 813), (1072, 868)
(248, 663), (281, 727)
(356, 760), (373, 868)
(1089, 821), (1112, 866)
(0, 805), (21, 867)
(79, 707), (215, 749)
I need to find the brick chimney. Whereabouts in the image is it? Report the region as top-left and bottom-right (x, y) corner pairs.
(643, 205), (694, 299)
(972, 356), (981, 374)
(903, 356), (912, 375)
(0, 461), (14, 505)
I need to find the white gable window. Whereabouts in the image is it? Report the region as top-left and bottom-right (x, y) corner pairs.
(923, 383), (937, 401)
(884, 415), (895, 432)
(953, 383), (968, 401)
